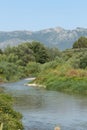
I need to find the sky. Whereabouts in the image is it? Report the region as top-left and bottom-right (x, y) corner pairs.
(0, 0), (87, 31)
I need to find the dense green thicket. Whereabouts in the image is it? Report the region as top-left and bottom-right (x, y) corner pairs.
(73, 36), (87, 48)
(0, 92), (23, 130)
(29, 41), (49, 63)
(35, 67), (87, 94)
(0, 41), (61, 82)
(34, 58), (87, 94)
(79, 54), (87, 69)
(1, 37), (87, 94)
(33, 37), (87, 94)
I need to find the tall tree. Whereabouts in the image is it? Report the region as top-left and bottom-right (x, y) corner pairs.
(31, 41), (49, 63)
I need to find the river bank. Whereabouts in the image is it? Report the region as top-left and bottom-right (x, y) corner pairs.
(0, 93), (23, 130)
(1, 79), (87, 130)
(32, 72), (87, 95)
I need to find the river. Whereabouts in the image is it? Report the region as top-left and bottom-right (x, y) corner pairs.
(1, 79), (87, 130)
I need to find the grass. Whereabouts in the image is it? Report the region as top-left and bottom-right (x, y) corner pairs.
(34, 61), (87, 95)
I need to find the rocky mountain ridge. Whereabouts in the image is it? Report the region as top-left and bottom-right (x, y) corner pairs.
(0, 27), (87, 50)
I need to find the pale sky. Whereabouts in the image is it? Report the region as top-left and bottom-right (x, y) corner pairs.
(0, 0), (87, 31)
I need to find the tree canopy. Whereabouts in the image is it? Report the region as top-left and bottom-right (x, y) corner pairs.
(73, 36), (87, 48)
(0, 41), (61, 81)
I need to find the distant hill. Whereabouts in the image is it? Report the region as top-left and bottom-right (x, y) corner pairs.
(0, 27), (87, 50)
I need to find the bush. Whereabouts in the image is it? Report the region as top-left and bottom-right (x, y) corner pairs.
(79, 55), (87, 69)
(73, 37), (87, 48)
(0, 94), (23, 130)
(26, 62), (41, 76)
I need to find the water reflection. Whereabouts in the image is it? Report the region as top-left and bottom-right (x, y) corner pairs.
(15, 94), (45, 110)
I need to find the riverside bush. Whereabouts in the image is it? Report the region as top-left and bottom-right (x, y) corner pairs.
(0, 94), (23, 130)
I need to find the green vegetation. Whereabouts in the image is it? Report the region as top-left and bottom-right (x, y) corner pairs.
(32, 37), (87, 94)
(1, 37), (87, 129)
(0, 41), (61, 129)
(0, 89), (23, 130)
(73, 36), (87, 48)
(1, 38), (87, 95)
(0, 41), (60, 82)
(34, 66), (87, 94)
(1, 37), (87, 95)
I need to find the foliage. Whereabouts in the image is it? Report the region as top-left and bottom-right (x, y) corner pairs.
(34, 64), (87, 94)
(0, 41), (61, 82)
(1, 38), (87, 95)
(73, 36), (87, 48)
(47, 48), (61, 60)
(79, 54), (87, 69)
(30, 41), (49, 63)
(1, 38), (87, 130)
(0, 49), (3, 54)
(25, 62), (41, 76)
(34, 46), (87, 94)
(4, 43), (35, 66)
(0, 94), (23, 130)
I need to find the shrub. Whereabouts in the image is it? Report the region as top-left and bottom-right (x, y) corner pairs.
(0, 94), (23, 130)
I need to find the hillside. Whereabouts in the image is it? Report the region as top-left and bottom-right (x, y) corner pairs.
(0, 27), (87, 50)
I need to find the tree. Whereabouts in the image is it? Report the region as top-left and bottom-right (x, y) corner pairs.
(0, 49), (3, 54)
(0, 62), (18, 80)
(47, 48), (61, 60)
(73, 37), (87, 48)
(17, 43), (35, 65)
(26, 62), (41, 76)
(31, 41), (49, 63)
(4, 43), (35, 66)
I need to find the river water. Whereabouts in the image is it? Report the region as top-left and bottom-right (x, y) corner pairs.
(1, 79), (87, 130)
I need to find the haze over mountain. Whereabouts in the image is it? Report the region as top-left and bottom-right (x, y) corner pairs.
(0, 27), (87, 50)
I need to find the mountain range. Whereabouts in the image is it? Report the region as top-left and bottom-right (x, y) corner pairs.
(0, 27), (87, 50)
